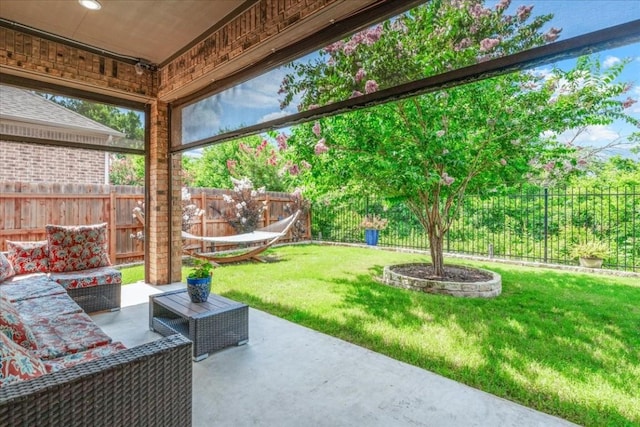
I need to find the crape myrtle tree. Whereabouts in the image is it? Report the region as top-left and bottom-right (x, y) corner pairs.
(280, 0), (638, 277)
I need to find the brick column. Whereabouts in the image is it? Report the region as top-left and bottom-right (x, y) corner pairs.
(170, 152), (184, 283)
(147, 99), (171, 284)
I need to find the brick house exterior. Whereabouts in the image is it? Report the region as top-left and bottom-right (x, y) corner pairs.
(0, 85), (123, 184)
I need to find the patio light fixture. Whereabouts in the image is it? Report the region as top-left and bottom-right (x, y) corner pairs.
(78, 0), (102, 11)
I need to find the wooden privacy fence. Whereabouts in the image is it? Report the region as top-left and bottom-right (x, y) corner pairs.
(0, 182), (309, 265)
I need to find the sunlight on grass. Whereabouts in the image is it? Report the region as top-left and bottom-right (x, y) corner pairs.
(117, 244), (640, 426)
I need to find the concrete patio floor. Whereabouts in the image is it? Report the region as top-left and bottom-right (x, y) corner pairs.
(91, 282), (577, 427)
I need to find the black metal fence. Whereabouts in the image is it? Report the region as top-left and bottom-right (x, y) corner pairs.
(311, 187), (639, 272)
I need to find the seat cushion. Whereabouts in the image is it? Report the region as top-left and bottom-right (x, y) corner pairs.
(43, 342), (127, 373)
(0, 298), (38, 350)
(46, 223), (111, 273)
(0, 252), (15, 282)
(30, 312), (112, 360)
(14, 293), (83, 323)
(7, 240), (50, 274)
(0, 275), (66, 303)
(49, 266), (122, 290)
(0, 332), (47, 387)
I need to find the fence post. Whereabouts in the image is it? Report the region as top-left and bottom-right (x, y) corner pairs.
(543, 187), (549, 263)
(109, 191), (117, 265)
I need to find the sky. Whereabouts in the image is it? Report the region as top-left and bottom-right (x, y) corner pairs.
(182, 1), (640, 158)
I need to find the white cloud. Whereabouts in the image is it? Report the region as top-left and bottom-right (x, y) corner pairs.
(218, 67), (288, 109)
(559, 125), (620, 148)
(259, 111), (291, 123)
(603, 55), (621, 68)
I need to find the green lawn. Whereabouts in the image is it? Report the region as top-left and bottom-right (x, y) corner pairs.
(119, 244), (640, 426)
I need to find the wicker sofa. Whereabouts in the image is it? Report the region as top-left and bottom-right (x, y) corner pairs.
(0, 247), (193, 426)
(1, 223), (122, 313)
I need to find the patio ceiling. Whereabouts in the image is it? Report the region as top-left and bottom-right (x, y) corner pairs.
(0, 0), (249, 66)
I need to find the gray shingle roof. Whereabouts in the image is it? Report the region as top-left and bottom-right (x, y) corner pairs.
(0, 85), (125, 137)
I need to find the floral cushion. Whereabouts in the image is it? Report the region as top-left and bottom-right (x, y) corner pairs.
(0, 275), (66, 303)
(0, 332), (46, 387)
(50, 266), (122, 290)
(0, 298), (38, 350)
(14, 294), (83, 323)
(46, 223), (111, 273)
(7, 240), (50, 274)
(0, 252), (15, 282)
(30, 312), (112, 360)
(43, 342), (127, 373)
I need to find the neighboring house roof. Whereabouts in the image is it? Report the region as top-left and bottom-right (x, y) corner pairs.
(0, 84), (125, 138)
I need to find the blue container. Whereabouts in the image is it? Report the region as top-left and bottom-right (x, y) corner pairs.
(187, 277), (211, 303)
(364, 229), (379, 246)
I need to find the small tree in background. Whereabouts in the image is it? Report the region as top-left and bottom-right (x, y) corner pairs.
(220, 177), (267, 234)
(131, 188), (204, 241)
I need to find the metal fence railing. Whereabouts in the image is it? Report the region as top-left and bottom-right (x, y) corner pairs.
(311, 187), (639, 272)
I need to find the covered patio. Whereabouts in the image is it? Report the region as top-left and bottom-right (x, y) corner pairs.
(93, 282), (575, 427)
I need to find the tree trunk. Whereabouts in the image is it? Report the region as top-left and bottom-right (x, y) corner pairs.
(428, 224), (445, 278)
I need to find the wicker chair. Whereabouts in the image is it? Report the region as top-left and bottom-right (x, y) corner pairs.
(0, 334), (192, 427)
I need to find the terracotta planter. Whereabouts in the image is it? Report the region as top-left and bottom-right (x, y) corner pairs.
(579, 257), (603, 268)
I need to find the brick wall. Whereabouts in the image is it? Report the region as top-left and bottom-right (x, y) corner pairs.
(0, 140), (106, 184)
(0, 27), (156, 100)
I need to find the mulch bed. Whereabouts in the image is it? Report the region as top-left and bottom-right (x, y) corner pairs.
(391, 264), (493, 283)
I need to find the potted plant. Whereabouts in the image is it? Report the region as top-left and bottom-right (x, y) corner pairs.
(186, 259), (214, 302)
(360, 215), (388, 246)
(571, 241), (609, 268)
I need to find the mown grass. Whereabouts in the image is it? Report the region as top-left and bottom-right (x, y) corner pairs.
(119, 244), (640, 426)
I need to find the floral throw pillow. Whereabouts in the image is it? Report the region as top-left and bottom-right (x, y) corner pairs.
(0, 331), (47, 387)
(0, 251), (15, 282)
(0, 298), (38, 350)
(46, 223), (111, 273)
(7, 240), (49, 275)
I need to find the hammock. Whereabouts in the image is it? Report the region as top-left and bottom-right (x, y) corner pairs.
(181, 210), (301, 264)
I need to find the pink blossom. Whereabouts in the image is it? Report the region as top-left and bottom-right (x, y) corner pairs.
(500, 158), (507, 166)
(365, 80), (379, 94)
(543, 161), (555, 172)
(454, 38), (472, 51)
(323, 40), (344, 54)
(479, 38), (500, 52)
(256, 139), (268, 154)
(436, 130), (446, 138)
(268, 153), (277, 166)
(622, 97), (637, 109)
(441, 172), (455, 186)
(350, 90), (363, 98)
(362, 25), (383, 45)
(355, 68), (366, 83)
(516, 5), (533, 21)
(289, 164), (300, 176)
(495, 0), (511, 12)
(327, 58), (336, 66)
(543, 27), (562, 43)
(469, 4), (491, 19)
(301, 160), (311, 169)
(276, 133), (288, 150)
(577, 158), (588, 167)
(314, 138), (329, 155)
(343, 41), (357, 56)
(226, 159), (237, 172)
(312, 121), (322, 137)
(307, 104), (320, 110)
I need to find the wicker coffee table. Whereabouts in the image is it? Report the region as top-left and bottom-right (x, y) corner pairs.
(149, 289), (248, 361)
